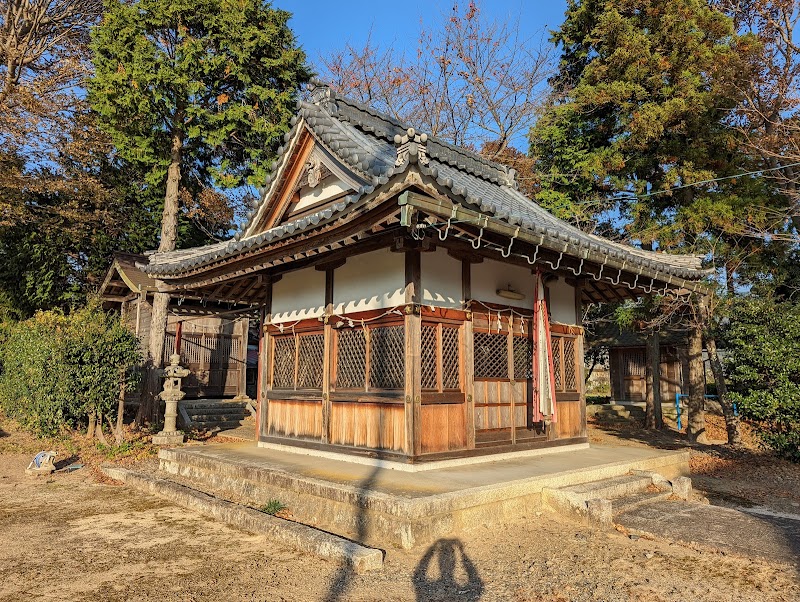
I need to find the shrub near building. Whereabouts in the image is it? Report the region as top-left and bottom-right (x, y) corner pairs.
(0, 300), (141, 437)
(724, 297), (800, 461)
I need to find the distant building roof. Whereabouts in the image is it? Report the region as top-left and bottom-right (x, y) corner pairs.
(99, 252), (156, 300)
(587, 321), (688, 348)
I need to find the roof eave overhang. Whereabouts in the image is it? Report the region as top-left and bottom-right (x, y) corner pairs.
(399, 190), (714, 296)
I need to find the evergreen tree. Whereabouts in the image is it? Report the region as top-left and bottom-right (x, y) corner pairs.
(530, 0), (783, 269)
(89, 0), (310, 422)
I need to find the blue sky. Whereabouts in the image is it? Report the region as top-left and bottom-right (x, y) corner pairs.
(283, 1), (568, 63)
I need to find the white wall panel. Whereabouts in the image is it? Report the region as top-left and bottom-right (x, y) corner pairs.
(471, 258), (536, 309)
(548, 277), (577, 325)
(271, 267), (326, 322)
(421, 247), (462, 308)
(333, 248), (405, 313)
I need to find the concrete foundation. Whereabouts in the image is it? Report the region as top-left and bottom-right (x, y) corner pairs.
(158, 443), (689, 550)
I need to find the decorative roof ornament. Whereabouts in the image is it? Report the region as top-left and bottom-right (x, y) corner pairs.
(307, 154), (322, 188)
(394, 127), (429, 167)
(308, 78), (337, 113)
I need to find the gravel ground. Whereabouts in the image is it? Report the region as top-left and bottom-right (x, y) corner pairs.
(2, 413), (799, 601)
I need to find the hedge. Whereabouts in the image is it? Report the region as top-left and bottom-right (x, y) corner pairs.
(0, 300), (141, 437)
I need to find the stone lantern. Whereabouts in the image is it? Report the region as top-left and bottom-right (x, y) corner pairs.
(152, 353), (190, 445)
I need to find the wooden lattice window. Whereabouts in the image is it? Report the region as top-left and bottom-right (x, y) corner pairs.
(441, 326), (461, 389)
(551, 335), (580, 393)
(421, 322), (462, 391)
(335, 324), (406, 390)
(336, 328), (367, 389)
(421, 325), (438, 389)
(564, 338), (577, 391)
(271, 333), (324, 390)
(298, 334), (325, 389)
(623, 349), (646, 377)
(474, 331), (508, 379)
(513, 336), (534, 380)
(370, 326), (405, 389)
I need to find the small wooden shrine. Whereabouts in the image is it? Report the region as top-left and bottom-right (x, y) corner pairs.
(587, 323), (690, 403)
(99, 253), (251, 400)
(138, 83), (711, 462)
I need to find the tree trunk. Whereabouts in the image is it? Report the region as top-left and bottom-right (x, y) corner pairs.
(645, 332), (663, 430)
(705, 333), (741, 446)
(87, 411), (96, 440)
(137, 131), (183, 426)
(115, 373), (126, 446)
(686, 323), (707, 443)
(96, 414), (109, 446)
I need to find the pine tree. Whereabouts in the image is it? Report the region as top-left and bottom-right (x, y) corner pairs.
(530, 0), (770, 252)
(89, 0), (310, 422)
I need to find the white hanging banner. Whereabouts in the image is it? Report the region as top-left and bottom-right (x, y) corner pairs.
(532, 271), (558, 423)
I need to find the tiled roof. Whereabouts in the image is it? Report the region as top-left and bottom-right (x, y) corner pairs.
(142, 83), (709, 281)
(587, 322), (689, 347)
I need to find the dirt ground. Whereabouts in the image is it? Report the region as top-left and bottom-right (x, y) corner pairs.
(1, 413), (799, 602)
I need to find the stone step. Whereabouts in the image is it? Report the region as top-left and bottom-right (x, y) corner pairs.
(595, 410), (632, 420)
(181, 401), (250, 411)
(185, 405), (250, 414)
(189, 413), (248, 423)
(559, 474), (653, 500)
(612, 489), (672, 515)
(192, 420), (248, 431)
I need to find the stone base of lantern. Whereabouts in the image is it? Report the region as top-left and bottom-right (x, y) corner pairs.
(152, 430), (185, 445)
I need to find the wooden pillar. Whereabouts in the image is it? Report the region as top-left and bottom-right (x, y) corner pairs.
(135, 294), (142, 337)
(645, 331), (663, 429)
(460, 258), (476, 450)
(257, 280), (273, 440)
(238, 317), (249, 398)
(404, 249), (421, 457)
(686, 322), (706, 442)
(575, 279), (587, 437)
(507, 325), (516, 445)
(322, 269), (334, 444)
(174, 320), (183, 356)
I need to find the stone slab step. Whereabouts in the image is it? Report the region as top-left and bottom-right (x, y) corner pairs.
(186, 406), (250, 414)
(181, 401), (249, 410)
(560, 474), (653, 500)
(595, 411), (632, 420)
(101, 466), (383, 573)
(189, 413), (248, 423)
(192, 420), (247, 431)
(612, 489), (672, 515)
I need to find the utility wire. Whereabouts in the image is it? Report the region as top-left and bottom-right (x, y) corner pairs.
(613, 160), (800, 200)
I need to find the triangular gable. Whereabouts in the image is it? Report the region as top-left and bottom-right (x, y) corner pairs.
(99, 253), (156, 300)
(243, 124), (367, 237)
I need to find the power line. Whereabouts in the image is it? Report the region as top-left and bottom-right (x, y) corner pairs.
(615, 160), (800, 200)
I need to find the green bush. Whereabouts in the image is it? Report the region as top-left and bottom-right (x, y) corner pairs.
(0, 299), (141, 436)
(723, 297), (800, 461)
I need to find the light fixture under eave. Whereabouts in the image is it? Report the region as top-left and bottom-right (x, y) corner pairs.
(496, 285), (525, 301)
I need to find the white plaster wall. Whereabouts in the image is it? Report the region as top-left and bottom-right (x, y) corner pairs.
(548, 277), (577, 325)
(271, 267), (326, 322)
(471, 258), (536, 309)
(295, 177), (350, 213)
(422, 247), (462, 308)
(333, 248), (405, 313)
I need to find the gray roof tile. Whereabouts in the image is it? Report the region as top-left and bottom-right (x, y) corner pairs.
(142, 83), (708, 281)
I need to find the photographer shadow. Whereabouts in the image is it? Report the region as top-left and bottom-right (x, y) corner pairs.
(412, 538), (484, 601)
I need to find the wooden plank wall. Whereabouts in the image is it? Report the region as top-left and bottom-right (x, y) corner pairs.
(474, 381), (515, 431)
(420, 403), (466, 453)
(329, 402), (405, 451)
(556, 400), (582, 438)
(268, 399), (323, 439)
